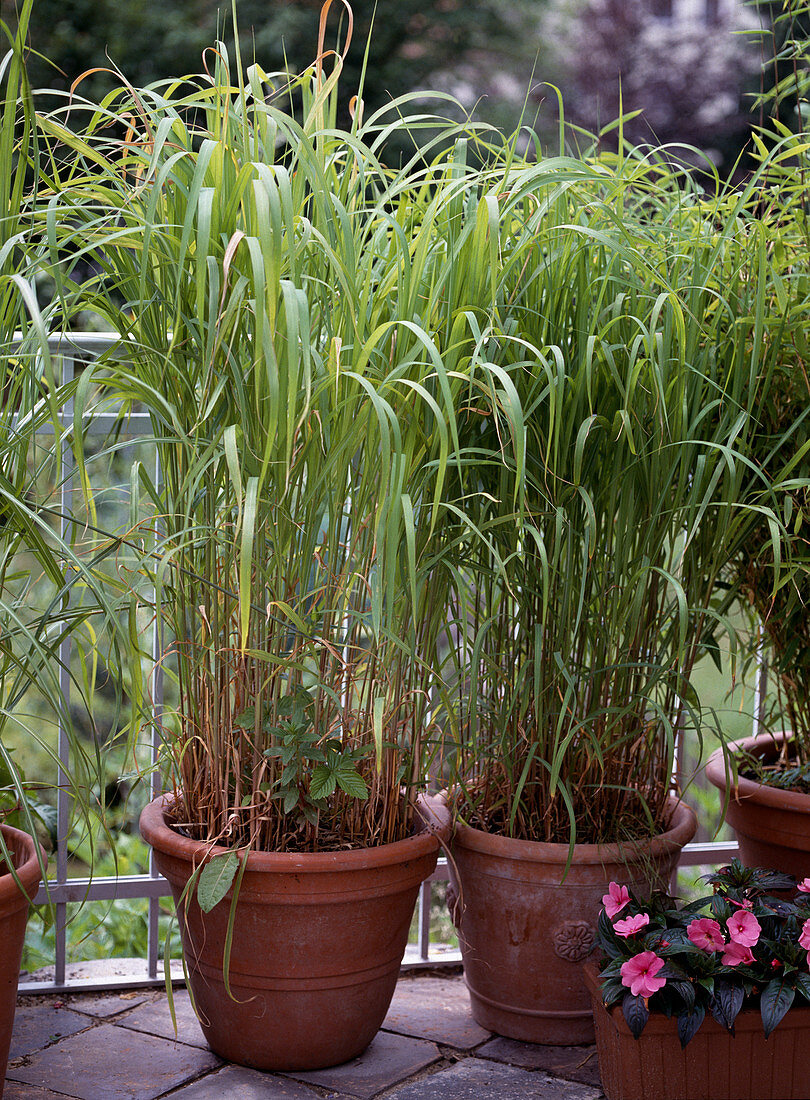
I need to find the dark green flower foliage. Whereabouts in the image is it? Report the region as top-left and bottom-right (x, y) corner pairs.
(598, 859), (810, 1047)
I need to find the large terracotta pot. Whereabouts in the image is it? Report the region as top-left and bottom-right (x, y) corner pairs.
(584, 960), (810, 1100)
(705, 731), (810, 879)
(0, 824), (45, 1100)
(140, 793), (447, 1071)
(447, 798), (696, 1044)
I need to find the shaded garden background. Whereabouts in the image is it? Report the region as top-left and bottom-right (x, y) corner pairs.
(3, 0), (808, 174)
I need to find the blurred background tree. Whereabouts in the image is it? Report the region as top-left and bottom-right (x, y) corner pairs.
(1, 0), (806, 173)
(543, 0), (760, 173)
(1, 0), (531, 124)
(544, 0), (808, 176)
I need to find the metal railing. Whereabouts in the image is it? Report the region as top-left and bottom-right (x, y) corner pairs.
(16, 331), (746, 994)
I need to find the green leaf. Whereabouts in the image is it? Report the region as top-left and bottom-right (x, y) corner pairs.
(600, 976), (625, 1006)
(197, 853), (239, 913)
(622, 993), (649, 1039)
(677, 1004), (706, 1049)
(282, 787), (300, 814)
(761, 977), (795, 1038)
(667, 979), (696, 1011)
(31, 802), (58, 848)
(335, 765), (369, 801)
(301, 805), (319, 826)
(710, 979), (744, 1032)
(309, 765), (336, 801)
(795, 972), (810, 1002)
(373, 695), (384, 775)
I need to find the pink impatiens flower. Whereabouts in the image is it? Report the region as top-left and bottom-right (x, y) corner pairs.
(620, 951), (667, 998)
(799, 917), (810, 952)
(613, 913), (650, 938)
(687, 917), (725, 952)
(721, 941), (755, 967)
(602, 882), (631, 920)
(797, 918), (810, 970)
(727, 910), (761, 948)
(798, 879), (810, 894)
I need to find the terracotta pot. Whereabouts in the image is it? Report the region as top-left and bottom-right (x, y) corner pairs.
(140, 793), (447, 1071)
(584, 960), (810, 1100)
(705, 732), (810, 879)
(447, 798), (696, 1044)
(0, 824), (45, 1100)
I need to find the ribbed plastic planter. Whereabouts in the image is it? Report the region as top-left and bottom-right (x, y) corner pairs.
(140, 793), (447, 1071)
(584, 960), (810, 1100)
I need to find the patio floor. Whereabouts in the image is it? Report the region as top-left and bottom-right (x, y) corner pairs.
(6, 970), (605, 1099)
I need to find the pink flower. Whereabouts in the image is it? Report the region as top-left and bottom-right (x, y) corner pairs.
(687, 917), (725, 952)
(727, 910), (761, 948)
(799, 917), (810, 952)
(721, 941), (755, 966)
(798, 879), (810, 894)
(613, 913), (650, 938)
(602, 882), (631, 920)
(731, 898), (754, 911)
(620, 951), (667, 998)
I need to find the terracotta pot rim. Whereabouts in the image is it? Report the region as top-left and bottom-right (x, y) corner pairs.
(705, 731), (810, 812)
(140, 792), (447, 872)
(449, 795), (696, 864)
(0, 822), (45, 904)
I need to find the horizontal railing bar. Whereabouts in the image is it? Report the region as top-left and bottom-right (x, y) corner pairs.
(679, 840), (740, 865)
(402, 952), (462, 971)
(17, 952), (464, 994)
(18, 959), (186, 996)
(30, 844), (737, 908)
(34, 875), (172, 905)
(32, 411), (153, 435)
(33, 861), (451, 906)
(17, 974), (183, 995)
(7, 330), (123, 353)
(45, 331), (122, 352)
(10, 330), (144, 436)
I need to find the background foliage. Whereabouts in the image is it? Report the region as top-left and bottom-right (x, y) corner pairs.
(4, 0), (807, 172)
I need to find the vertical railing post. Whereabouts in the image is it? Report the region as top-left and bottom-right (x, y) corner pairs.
(147, 450), (164, 980)
(752, 628), (768, 738)
(417, 881), (431, 961)
(55, 349), (75, 986)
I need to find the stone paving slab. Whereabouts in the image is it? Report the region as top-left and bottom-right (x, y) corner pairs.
(116, 988), (208, 1049)
(386, 1058), (603, 1099)
(284, 1032), (441, 1099)
(6, 972), (607, 1099)
(6, 1022), (222, 1100)
(7, 1005), (89, 1061)
(478, 1037), (602, 1089)
(68, 991), (150, 1019)
(169, 1064), (326, 1098)
(382, 977), (491, 1049)
(4, 1085), (76, 1100)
